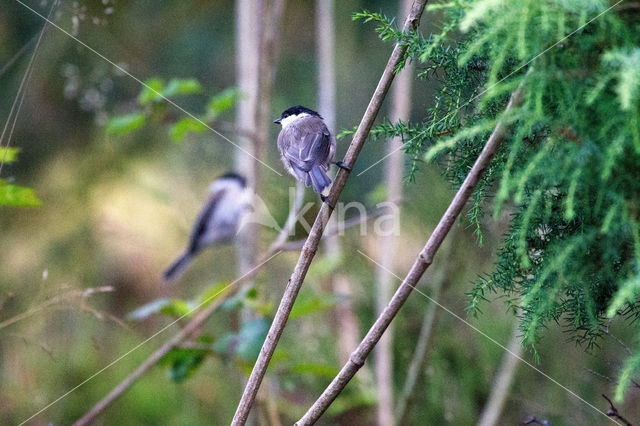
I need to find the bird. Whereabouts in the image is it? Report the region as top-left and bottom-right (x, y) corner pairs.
(274, 105), (349, 196)
(164, 172), (251, 282)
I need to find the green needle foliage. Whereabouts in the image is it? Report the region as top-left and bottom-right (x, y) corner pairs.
(357, 1), (640, 400)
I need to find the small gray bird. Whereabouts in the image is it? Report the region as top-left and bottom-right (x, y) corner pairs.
(274, 105), (348, 195)
(164, 172), (251, 281)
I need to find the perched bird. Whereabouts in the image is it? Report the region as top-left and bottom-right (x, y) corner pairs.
(164, 172), (251, 281)
(274, 105), (348, 196)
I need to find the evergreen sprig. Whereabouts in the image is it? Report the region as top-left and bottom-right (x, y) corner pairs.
(358, 1), (640, 400)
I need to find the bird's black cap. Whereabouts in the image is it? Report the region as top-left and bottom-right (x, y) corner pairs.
(274, 105), (322, 123)
(218, 172), (247, 187)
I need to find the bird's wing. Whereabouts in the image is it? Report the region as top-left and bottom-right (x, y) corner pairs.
(280, 122), (331, 172)
(300, 131), (331, 166)
(187, 188), (225, 253)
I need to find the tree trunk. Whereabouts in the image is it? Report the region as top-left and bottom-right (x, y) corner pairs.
(234, 0), (261, 289)
(374, 0), (415, 424)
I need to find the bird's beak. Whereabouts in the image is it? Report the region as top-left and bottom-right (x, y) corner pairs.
(273, 118), (282, 124)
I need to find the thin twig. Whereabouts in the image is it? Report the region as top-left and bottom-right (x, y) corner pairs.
(231, 2), (430, 423)
(72, 252), (278, 426)
(0, 286), (114, 331)
(73, 187), (306, 425)
(602, 327), (633, 356)
(602, 394), (633, 426)
(295, 85), (526, 425)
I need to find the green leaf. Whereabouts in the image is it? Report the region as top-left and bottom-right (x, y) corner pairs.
(127, 298), (171, 321)
(169, 117), (207, 142)
(290, 363), (340, 378)
(163, 78), (203, 98)
(0, 147), (20, 164)
(106, 112), (146, 135)
(137, 78), (165, 105)
(159, 299), (195, 317)
(205, 88), (239, 120)
(199, 282), (232, 307)
(236, 318), (270, 362)
(161, 345), (209, 383)
(290, 294), (337, 320)
(0, 180), (41, 207)
(336, 126), (357, 140)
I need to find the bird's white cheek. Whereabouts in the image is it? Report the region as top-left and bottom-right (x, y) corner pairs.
(280, 113), (309, 128)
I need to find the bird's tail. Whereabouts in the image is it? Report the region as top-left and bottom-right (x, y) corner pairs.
(164, 252), (193, 282)
(309, 166), (332, 194)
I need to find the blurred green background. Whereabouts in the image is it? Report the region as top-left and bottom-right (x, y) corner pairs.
(1, 0), (638, 424)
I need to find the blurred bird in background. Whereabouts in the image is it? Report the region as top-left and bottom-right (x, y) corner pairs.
(164, 172), (251, 281)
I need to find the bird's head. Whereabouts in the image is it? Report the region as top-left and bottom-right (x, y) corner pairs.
(273, 105), (322, 127)
(211, 172), (247, 191)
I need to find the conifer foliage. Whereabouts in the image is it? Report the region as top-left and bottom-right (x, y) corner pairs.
(357, 0), (640, 399)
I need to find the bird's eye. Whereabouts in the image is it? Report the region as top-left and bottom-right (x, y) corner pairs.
(283, 113), (289, 118)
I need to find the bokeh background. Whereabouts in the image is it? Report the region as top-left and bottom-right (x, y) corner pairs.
(1, 0), (638, 424)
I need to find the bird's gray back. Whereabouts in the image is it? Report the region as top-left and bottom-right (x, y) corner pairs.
(277, 116), (334, 169)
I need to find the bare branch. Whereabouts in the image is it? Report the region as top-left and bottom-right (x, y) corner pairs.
(72, 252), (277, 426)
(602, 394), (633, 426)
(231, 2), (430, 422)
(73, 190), (306, 425)
(0, 286), (114, 331)
(296, 85), (526, 424)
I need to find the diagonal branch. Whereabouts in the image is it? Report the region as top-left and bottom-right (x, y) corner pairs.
(231, 1), (430, 423)
(72, 253), (278, 426)
(601, 394), (633, 426)
(72, 188), (306, 425)
(295, 85), (526, 425)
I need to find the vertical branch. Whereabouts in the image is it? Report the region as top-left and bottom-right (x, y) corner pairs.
(316, 0), (361, 368)
(255, 0), (286, 191)
(477, 321), (523, 426)
(316, 0), (336, 133)
(374, 0), (415, 423)
(235, 0), (262, 285)
(231, 1), (430, 423)
(236, 0), (285, 319)
(296, 86), (525, 425)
